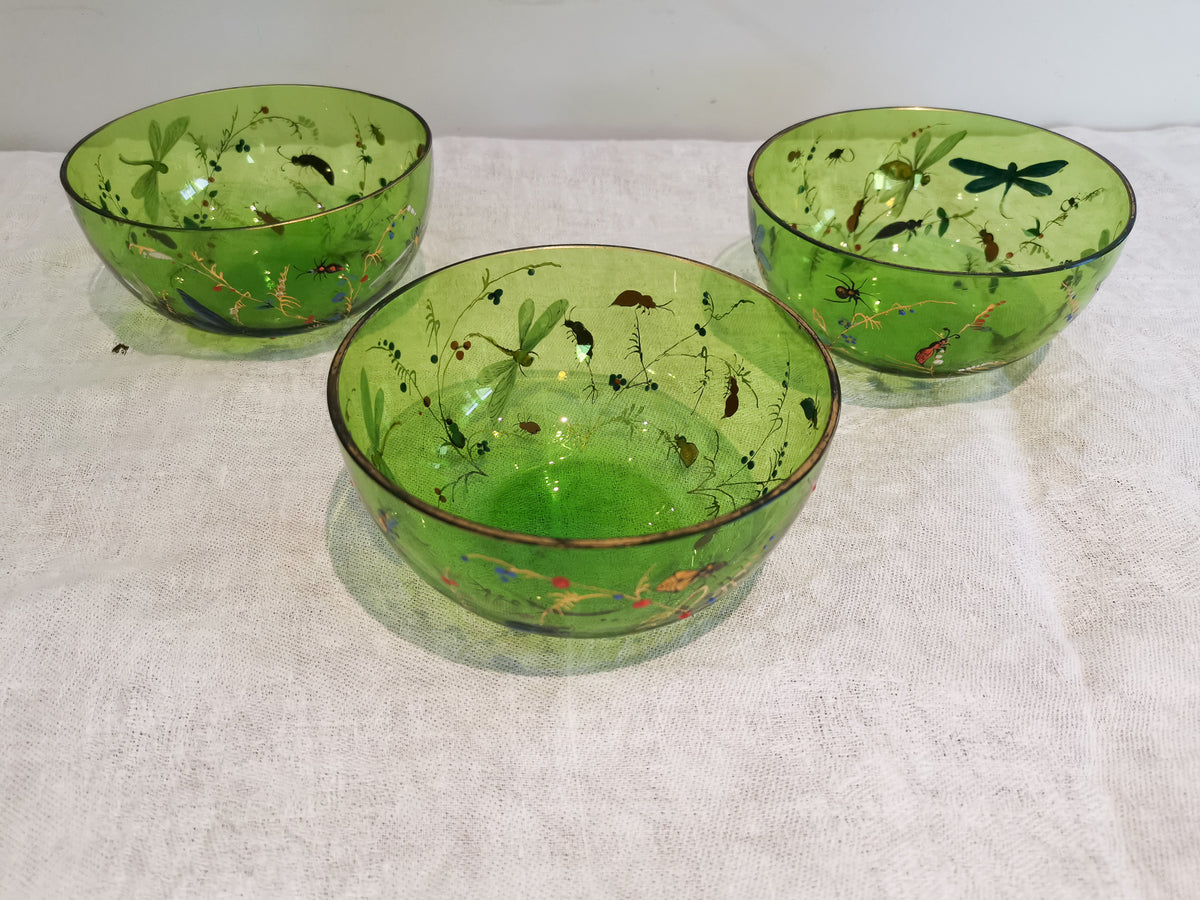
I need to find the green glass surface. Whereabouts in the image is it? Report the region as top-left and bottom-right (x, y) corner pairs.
(61, 85), (432, 336)
(748, 107), (1135, 376)
(328, 246), (840, 637)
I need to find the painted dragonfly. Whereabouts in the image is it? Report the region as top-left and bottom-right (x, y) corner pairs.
(470, 297), (568, 417)
(119, 117), (190, 221)
(949, 157), (1069, 206)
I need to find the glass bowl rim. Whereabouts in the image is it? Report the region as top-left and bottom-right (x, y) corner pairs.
(59, 83), (432, 234)
(327, 243), (841, 550)
(747, 105), (1137, 279)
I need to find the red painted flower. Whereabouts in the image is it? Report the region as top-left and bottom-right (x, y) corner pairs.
(441, 572), (459, 588)
(632, 599), (651, 609)
(551, 576), (570, 589)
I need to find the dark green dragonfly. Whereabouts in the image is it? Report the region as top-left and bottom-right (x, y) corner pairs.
(470, 297), (568, 417)
(949, 158), (1068, 201)
(119, 117), (190, 221)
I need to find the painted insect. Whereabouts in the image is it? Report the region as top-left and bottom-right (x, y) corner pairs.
(369, 123), (386, 145)
(753, 223), (776, 272)
(670, 434), (699, 468)
(111, 343), (129, 355)
(874, 128), (966, 215)
(470, 298), (568, 416)
(977, 227), (999, 262)
(846, 197), (866, 233)
(443, 418), (467, 449)
(826, 273), (871, 312)
(278, 149), (335, 185)
(723, 376), (739, 419)
(915, 328), (961, 366)
(611, 289), (670, 311)
(801, 396), (820, 430)
(119, 116), (189, 220)
(144, 228), (178, 250)
(948, 158), (1068, 201)
(251, 207), (286, 235)
(873, 218), (924, 241)
(826, 147), (854, 164)
(562, 313), (595, 363)
(518, 421), (541, 435)
(302, 262), (347, 277)
(656, 562), (726, 593)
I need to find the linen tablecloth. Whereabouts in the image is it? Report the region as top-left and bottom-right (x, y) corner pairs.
(1, 130), (1197, 898)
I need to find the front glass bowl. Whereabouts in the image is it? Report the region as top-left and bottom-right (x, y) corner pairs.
(61, 84), (432, 336)
(328, 245), (840, 637)
(749, 107), (1135, 376)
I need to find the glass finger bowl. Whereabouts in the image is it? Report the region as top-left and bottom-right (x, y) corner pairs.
(748, 107), (1135, 376)
(328, 245), (840, 637)
(61, 84), (432, 336)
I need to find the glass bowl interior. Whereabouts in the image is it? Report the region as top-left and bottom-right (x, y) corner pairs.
(749, 107), (1134, 277)
(61, 84), (430, 231)
(330, 244), (840, 545)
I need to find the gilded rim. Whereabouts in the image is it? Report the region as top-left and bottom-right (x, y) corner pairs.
(328, 244), (841, 550)
(59, 83), (432, 233)
(748, 106), (1137, 279)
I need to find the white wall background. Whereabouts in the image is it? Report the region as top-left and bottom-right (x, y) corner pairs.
(2, 0), (1197, 150)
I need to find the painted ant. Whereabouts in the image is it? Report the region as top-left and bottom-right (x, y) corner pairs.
(846, 197), (866, 233)
(826, 147), (855, 164)
(977, 226), (999, 262)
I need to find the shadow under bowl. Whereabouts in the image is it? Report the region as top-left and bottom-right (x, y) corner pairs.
(748, 106), (1135, 376)
(327, 245), (840, 638)
(60, 84), (432, 337)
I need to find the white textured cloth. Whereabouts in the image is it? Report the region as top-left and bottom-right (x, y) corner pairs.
(1, 131), (1197, 898)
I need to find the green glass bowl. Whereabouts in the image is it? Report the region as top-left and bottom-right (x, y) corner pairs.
(61, 85), (432, 336)
(748, 107), (1135, 376)
(328, 246), (840, 637)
